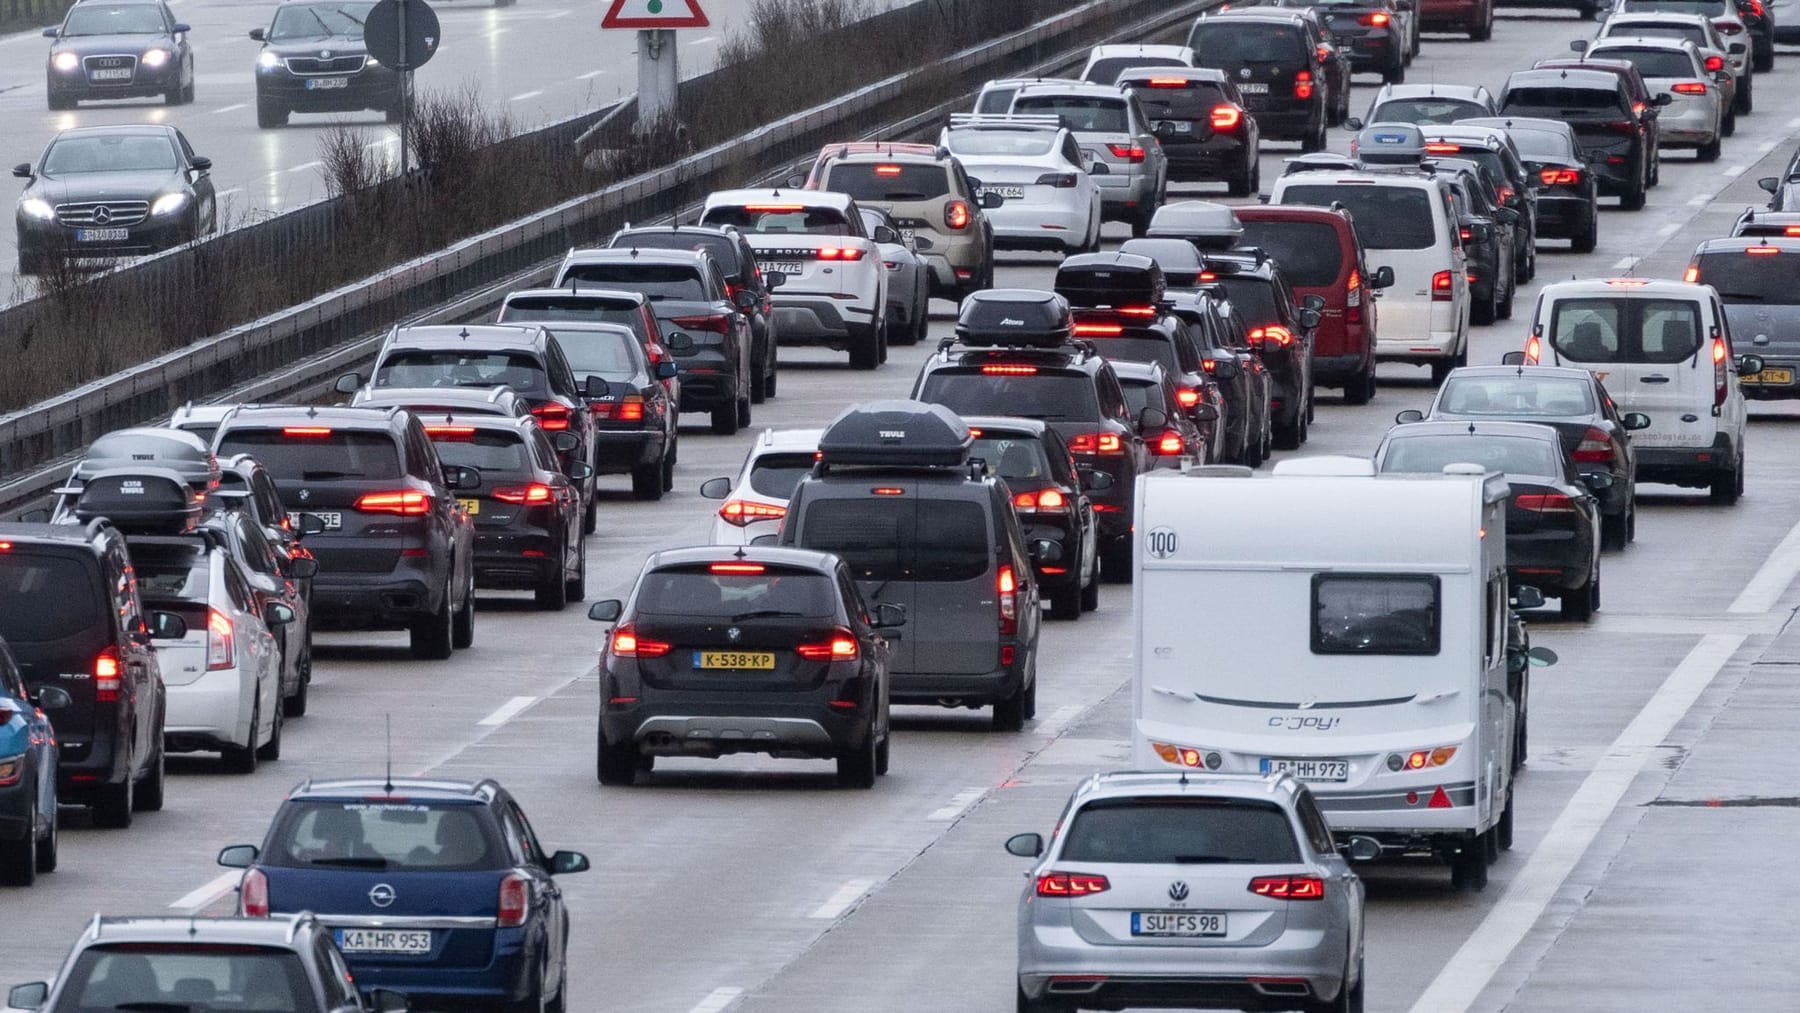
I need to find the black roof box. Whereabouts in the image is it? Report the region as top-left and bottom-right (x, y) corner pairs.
(816, 401), (972, 468)
(1055, 252), (1167, 307)
(954, 289), (1073, 347)
(72, 467), (202, 534)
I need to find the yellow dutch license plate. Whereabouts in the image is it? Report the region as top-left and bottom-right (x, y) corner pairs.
(696, 651), (776, 670)
(1743, 368), (1793, 385)
(457, 498), (480, 515)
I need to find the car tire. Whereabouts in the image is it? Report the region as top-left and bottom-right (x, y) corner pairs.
(411, 582), (455, 660)
(1469, 1), (1493, 40)
(1301, 117), (1327, 153)
(1498, 793), (1515, 851)
(709, 401), (740, 435)
(0, 828), (34, 887)
(582, 494), (598, 534)
(1017, 982), (1065, 1013)
(92, 770), (133, 829)
(631, 462), (664, 501)
(1048, 582), (1081, 621)
(1227, 159), (1254, 198)
(535, 560), (568, 611)
(1723, 108), (1737, 137)
(1100, 536), (1133, 584)
(1274, 415), (1303, 451)
(1561, 565), (1598, 622)
(1711, 454), (1744, 503)
(662, 439), (677, 492)
(1384, 60), (1405, 85)
(1497, 275), (1515, 320)
(1345, 368), (1375, 405)
(836, 729), (879, 787)
(35, 801), (58, 873)
(284, 668), (309, 717)
(992, 685), (1027, 733)
(848, 327), (881, 370)
(1572, 213), (1599, 253)
(135, 742), (165, 812)
(46, 86), (74, 112)
(256, 697), (283, 762)
(256, 95), (287, 128)
(1736, 74), (1753, 114)
(749, 368), (766, 405)
(1755, 44), (1774, 73)
(1601, 508), (1630, 550)
(1450, 833), (1490, 891)
(179, 61), (196, 104)
(875, 728), (890, 776)
(565, 542), (587, 603)
(596, 728), (638, 786)
(222, 701), (260, 774)
(1310, 958), (1365, 1013)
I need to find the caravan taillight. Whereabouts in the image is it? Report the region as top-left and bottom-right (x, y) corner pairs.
(1151, 741), (1221, 770)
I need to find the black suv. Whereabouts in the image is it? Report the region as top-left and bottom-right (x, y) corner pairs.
(0, 520), (174, 827)
(588, 546), (897, 787)
(1197, 249), (1320, 450)
(1187, 9), (1351, 151)
(607, 223), (780, 402)
(1499, 68), (1652, 210)
(962, 415), (1100, 620)
(212, 406), (478, 660)
(911, 290), (1158, 582)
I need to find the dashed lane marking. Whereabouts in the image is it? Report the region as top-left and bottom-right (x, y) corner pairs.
(169, 870), (242, 913)
(478, 695), (538, 726)
(808, 878), (875, 920)
(687, 987), (743, 1013)
(927, 787), (987, 821)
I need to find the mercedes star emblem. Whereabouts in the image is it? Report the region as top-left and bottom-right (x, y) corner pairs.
(91, 206), (113, 225)
(1168, 881), (1189, 902)
(368, 883), (396, 908)
(1239, 67), (1252, 79)
(727, 627), (742, 642)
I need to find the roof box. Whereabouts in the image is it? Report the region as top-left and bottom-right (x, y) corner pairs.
(1146, 200), (1243, 249)
(1117, 238), (1206, 287)
(955, 289), (1073, 347)
(816, 401), (973, 468)
(1054, 252), (1167, 308)
(1354, 122), (1427, 164)
(72, 467), (202, 534)
(73, 427), (219, 492)
(1282, 152), (1364, 176)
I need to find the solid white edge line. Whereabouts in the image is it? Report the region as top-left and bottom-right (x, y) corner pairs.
(687, 987), (744, 1013)
(212, 103), (247, 114)
(478, 695), (537, 726)
(1036, 703), (1082, 738)
(1729, 517), (1800, 613)
(927, 787), (987, 821)
(577, 69), (607, 79)
(169, 870), (242, 912)
(808, 878), (875, 920)
(1723, 165), (1746, 178)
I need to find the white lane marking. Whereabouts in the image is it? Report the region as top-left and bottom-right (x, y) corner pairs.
(687, 988), (743, 1013)
(478, 695), (537, 726)
(808, 878), (875, 919)
(1786, 115), (1800, 130)
(509, 89), (544, 102)
(212, 102), (246, 114)
(1609, 256), (1636, 272)
(688, 34), (717, 46)
(169, 870), (241, 913)
(1729, 517), (1800, 613)
(1655, 222), (1682, 238)
(577, 69), (607, 79)
(1035, 703), (1082, 738)
(1687, 194), (1709, 207)
(285, 160), (322, 174)
(1723, 165), (1746, 178)
(927, 787), (986, 821)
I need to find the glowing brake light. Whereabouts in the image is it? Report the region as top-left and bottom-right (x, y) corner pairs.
(981, 364), (1038, 375)
(207, 609), (235, 671)
(1175, 386), (1201, 408)
(94, 647), (121, 704)
(423, 426), (478, 439)
(530, 403), (572, 432)
(1073, 323), (1124, 336)
(1431, 271), (1454, 301)
(945, 200), (972, 230)
(1705, 55), (1725, 72)
(1067, 432), (1123, 454)
(1683, 266), (1701, 283)
(282, 427), (332, 438)
(743, 204), (805, 212)
(815, 246), (867, 261)
(1249, 876), (1325, 900)
(1249, 325), (1293, 347)
(718, 499), (786, 526)
(355, 490), (429, 515)
(1525, 335), (1541, 364)
(709, 562), (766, 575)
(997, 564), (1018, 635)
(1396, 746), (1459, 769)
(1539, 168), (1580, 186)
(796, 627), (859, 661)
(610, 624), (671, 658)
(874, 164), (903, 176)
(1460, 227), (1474, 242)
(1106, 143), (1147, 163)
(1786, 226), (1800, 236)
(1013, 489), (1068, 511)
(1713, 336), (1730, 406)
(1146, 77), (1190, 87)
(1293, 70), (1314, 100)
(1361, 10), (1390, 24)
(1671, 81), (1709, 95)
(1210, 105), (1242, 130)
(1151, 431), (1186, 456)
(1425, 143), (1462, 154)
(1516, 492), (1577, 513)
(1746, 245), (1781, 255)
(590, 395), (646, 421)
(492, 483), (555, 505)
(1037, 872), (1110, 897)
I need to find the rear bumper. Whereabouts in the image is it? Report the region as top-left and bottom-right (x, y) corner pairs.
(892, 658), (1025, 707)
(1095, 172), (1158, 217)
(331, 925), (534, 1002)
(1508, 530), (1590, 592)
(1163, 137), (1254, 181)
(0, 782), (35, 841)
(164, 670), (254, 752)
(1636, 434), (1735, 485)
(472, 530), (561, 590)
(1248, 104), (1318, 141)
(771, 296), (878, 344)
(1419, 0), (1482, 26)
(1311, 351), (1370, 385)
(311, 572), (438, 628)
(674, 367), (739, 412)
(601, 689), (873, 759)
(592, 429), (665, 473)
(1019, 928), (1347, 1009)
(1534, 194), (1595, 239)
(990, 203), (1090, 251)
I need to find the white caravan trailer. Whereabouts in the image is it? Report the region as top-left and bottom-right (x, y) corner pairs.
(1131, 456), (1516, 890)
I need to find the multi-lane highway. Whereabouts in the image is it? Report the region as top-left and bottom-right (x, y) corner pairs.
(9, 7), (1800, 1012)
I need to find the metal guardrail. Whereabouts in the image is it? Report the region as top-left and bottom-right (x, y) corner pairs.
(0, 0), (1214, 515)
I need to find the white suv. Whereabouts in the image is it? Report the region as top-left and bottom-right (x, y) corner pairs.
(1518, 277), (1758, 502)
(698, 427), (825, 545)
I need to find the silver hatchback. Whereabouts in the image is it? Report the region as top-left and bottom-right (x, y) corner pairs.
(1006, 771), (1365, 1013)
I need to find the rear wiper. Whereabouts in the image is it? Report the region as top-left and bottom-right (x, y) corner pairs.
(729, 609), (806, 621)
(1718, 292), (1766, 301)
(308, 856), (388, 868)
(1171, 854), (1251, 864)
(112, 1004), (193, 1012)
(301, 470), (358, 479)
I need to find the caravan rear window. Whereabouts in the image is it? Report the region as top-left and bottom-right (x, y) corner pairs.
(1311, 573), (1440, 655)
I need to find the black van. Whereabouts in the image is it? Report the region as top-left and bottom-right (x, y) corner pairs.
(777, 401), (1045, 731)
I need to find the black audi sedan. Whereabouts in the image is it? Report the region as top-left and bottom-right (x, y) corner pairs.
(250, 0), (404, 128)
(43, 0), (193, 109)
(13, 124), (216, 274)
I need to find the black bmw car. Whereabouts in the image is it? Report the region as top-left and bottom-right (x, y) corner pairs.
(13, 124), (216, 274)
(43, 0), (194, 109)
(251, 0), (405, 128)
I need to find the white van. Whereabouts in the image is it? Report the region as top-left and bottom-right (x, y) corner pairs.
(1131, 456), (1516, 889)
(1269, 165), (1472, 383)
(1518, 277), (1757, 503)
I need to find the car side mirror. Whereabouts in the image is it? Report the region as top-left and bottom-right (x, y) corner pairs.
(763, 270), (787, 289)
(549, 850), (590, 875)
(298, 513), (327, 535)
(664, 332), (696, 354)
(1395, 409), (1425, 424)
(263, 602), (296, 627)
(289, 555), (319, 579)
(1653, 93), (1673, 107)
(699, 476), (731, 499)
(581, 375), (611, 400)
(1729, 41), (1747, 54)
(1345, 117), (1364, 130)
(1738, 354), (1766, 376)
(1511, 585), (1546, 609)
(732, 288), (758, 312)
(1137, 407), (1168, 431)
(1302, 294), (1327, 313)
(1495, 207), (1520, 225)
(981, 191), (1005, 209)
(1210, 356), (1240, 380)
(1341, 835), (1383, 862)
(1529, 645), (1559, 667)
(149, 611), (188, 640)
(1005, 832), (1044, 858)
(552, 430), (581, 454)
(566, 460), (594, 481)
(443, 465), (481, 491)
(871, 224), (899, 245)
(217, 843), (260, 868)
(31, 686), (72, 711)
(369, 988), (411, 1013)
(1190, 403), (1219, 423)
(872, 602), (907, 628)
(248, 27), (266, 40)
(1467, 222), (1492, 243)
(1088, 161), (1110, 176)
(785, 174), (806, 189)
(1297, 308), (1322, 330)
(1080, 469), (1115, 492)
(11, 163), (32, 179)
(1371, 265), (1395, 289)
(1569, 38), (1588, 53)
(1500, 350), (1526, 365)
(654, 360), (679, 380)
(1759, 176), (1780, 194)
(190, 156), (212, 174)
(172, 21), (191, 33)
(333, 372), (363, 395)
(1582, 471), (1614, 490)
(588, 599), (623, 623)
(1622, 411), (1651, 430)
(1028, 538), (1064, 565)
(7, 983), (48, 1011)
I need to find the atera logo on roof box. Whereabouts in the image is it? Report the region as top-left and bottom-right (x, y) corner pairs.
(1000, 318), (1026, 325)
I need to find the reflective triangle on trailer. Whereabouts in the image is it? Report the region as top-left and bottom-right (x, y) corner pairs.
(600, 0), (710, 29)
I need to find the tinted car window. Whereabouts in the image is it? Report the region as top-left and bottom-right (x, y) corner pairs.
(825, 164), (951, 202)
(802, 498), (989, 582)
(1089, 336), (1180, 373)
(1620, 0), (1727, 13)
(1012, 96), (1129, 133)
(553, 265), (705, 301)
(700, 206), (853, 236)
(1060, 798), (1302, 864)
(1086, 56), (1188, 85)
(634, 565), (837, 617)
(216, 429), (403, 481)
(64, 946), (314, 1012)
(1547, 297), (1702, 363)
(428, 430), (529, 473)
(1502, 127), (1578, 162)
(975, 87), (1016, 114)
(1371, 98), (1488, 124)
(1236, 221), (1344, 287)
(971, 436), (1050, 483)
(1609, 22), (1707, 45)
(1381, 434), (1563, 476)
(1280, 184), (1435, 249)
(371, 350), (550, 397)
(1438, 375), (1596, 416)
(0, 551), (102, 642)
(1694, 252), (1800, 305)
(918, 370), (1101, 421)
(547, 328), (640, 376)
(1131, 83), (1230, 120)
(1312, 573), (1440, 655)
(501, 297), (643, 328)
(263, 801), (500, 870)
(131, 542), (210, 600)
(615, 233), (741, 274)
(945, 130), (1057, 157)
(748, 453), (817, 499)
(1502, 87), (1624, 113)
(1596, 47), (1696, 77)
(1189, 22), (1305, 63)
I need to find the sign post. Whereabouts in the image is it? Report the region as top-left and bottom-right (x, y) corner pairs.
(600, 0), (709, 128)
(365, 0), (441, 175)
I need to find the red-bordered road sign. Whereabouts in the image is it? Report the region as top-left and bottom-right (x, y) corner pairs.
(601, 0), (709, 29)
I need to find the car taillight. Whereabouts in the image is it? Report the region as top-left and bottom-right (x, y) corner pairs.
(1068, 432), (1123, 454)
(207, 608), (235, 671)
(945, 200), (971, 230)
(610, 624), (671, 659)
(493, 483), (554, 505)
(1175, 386), (1201, 409)
(591, 395), (647, 421)
(1361, 10), (1390, 24)
(1460, 226), (1474, 242)
(1151, 430), (1186, 456)
(528, 402), (572, 432)
(1210, 105), (1242, 130)
(356, 490), (429, 515)
(498, 873), (531, 928)
(1073, 322), (1124, 337)
(1516, 492), (1576, 513)
(1201, 358), (1218, 373)
(1748, 0), (1765, 16)
(1671, 81), (1709, 95)
(1573, 427), (1613, 463)
(1144, 76), (1191, 87)
(1249, 875), (1325, 900)
(1683, 265), (1701, 283)
(1539, 168), (1581, 186)
(1713, 336), (1729, 406)
(240, 868), (269, 917)
(281, 426), (333, 438)
(981, 364), (1038, 375)
(1036, 872), (1109, 897)
(1714, 19), (1743, 33)
(94, 647), (121, 704)
(1705, 54), (1725, 72)
(718, 499), (786, 526)
(796, 627), (859, 661)
(1522, 334), (1541, 364)
(1249, 325), (1293, 347)
(1106, 143), (1147, 163)
(1014, 488), (1068, 512)
(1746, 245), (1781, 255)
(815, 246), (867, 261)
(1496, 185), (1515, 205)
(1293, 70), (1314, 100)
(1431, 271), (1454, 301)
(997, 564), (1017, 635)
(1035, 172), (1079, 188)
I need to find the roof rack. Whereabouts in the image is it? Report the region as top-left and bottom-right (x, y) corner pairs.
(946, 113), (1064, 130)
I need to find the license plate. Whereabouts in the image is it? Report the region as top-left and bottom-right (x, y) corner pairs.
(992, 185), (1025, 199)
(1261, 757), (1350, 782)
(695, 651), (775, 670)
(76, 228), (129, 242)
(1238, 82), (1269, 94)
(288, 510), (342, 530)
(1132, 911), (1227, 937)
(88, 68), (132, 81)
(336, 929), (431, 954)
(1156, 120), (1193, 134)
(1742, 367), (1793, 384)
(764, 260), (804, 276)
(305, 76), (350, 90)
(457, 497), (481, 515)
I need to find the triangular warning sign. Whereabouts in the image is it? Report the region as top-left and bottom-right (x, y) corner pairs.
(601, 0), (709, 29)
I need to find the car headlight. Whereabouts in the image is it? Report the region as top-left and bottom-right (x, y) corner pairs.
(51, 51), (79, 72)
(141, 47), (170, 68)
(258, 50), (280, 69)
(150, 192), (189, 217)
(364, 54), (380, 67)
(19, 198), (54, 221)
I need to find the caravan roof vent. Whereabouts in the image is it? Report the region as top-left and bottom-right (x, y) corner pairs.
(1271, 456), (1378, 478)
(955, 289), (1073, 347)
(1146, 200), (1243, 249)
(72, 467), (202, 534)
(1054, 252), (1166, 309)
(816, 401), (973, 468)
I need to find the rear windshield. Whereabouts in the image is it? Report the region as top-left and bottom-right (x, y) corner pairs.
(1129, 82), (1230, 121)
(553, 264), (705, 301)
(262, 800), (501, 871)
(1502, 86), (1625, 114)
(1280, 184), (1436, 250)
(945, 129), (1057, 157)
(1620, 0), (1727, 12)
(1085, 56), (1188, 85)
(1214, 278), (1281, 326)
(546, 327), (640, 378)
(131, 542), (209, 601)
(825, 163), (951, 202)
(1546, 297), (1703, 363)
(748, 452), (817, 500)
(1594, 47), (1696, 78)
(62, 946), (313, 1013)
(701, 205), (854, 237)
(372, 351), (550, 397)
(500, 296), (643, 331)
(0, 550), (102, 642)
(1430, 147), (1507, 188)
(1694, 252), (1799, 304)
(1501, 126), (1577, 162)
(216, 429), (403, 482)
(975, 87), (1017, 115)
(1012, 95), (1128, 133)
(613, 233), (741, 274)
(1060, 798), (1301, 864)
(1236, 221), (1343, 286)
(1608, 22), (1706, 45)
(1312, 573), (1440, 655)
(425, 429), (529, 474)
(1380, 433), (1563, 477)
(1119, 379), (1167, 416)
(800, 498), (989, 583)
(1089, 336), (1179, 374)
(1370, 98), (1488, 124)
(970, 435), (1051, 483)
(634, 565), (837, 618)
(1188, 21), (1304, 63)
(1436, 374), (1597, 416)
(918, 369), (1101, 421)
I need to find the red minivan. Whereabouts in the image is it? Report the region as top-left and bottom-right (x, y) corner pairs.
(1235, 204), (1388, 405)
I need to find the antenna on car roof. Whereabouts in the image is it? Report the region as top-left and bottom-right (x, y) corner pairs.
(384, 714), (395, 795)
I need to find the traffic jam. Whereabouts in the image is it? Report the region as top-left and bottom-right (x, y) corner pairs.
(4, 0), (1799, 1010)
